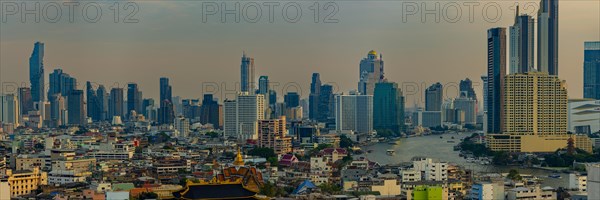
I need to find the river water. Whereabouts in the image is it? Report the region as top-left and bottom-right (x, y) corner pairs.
(357, 132), (569, 188)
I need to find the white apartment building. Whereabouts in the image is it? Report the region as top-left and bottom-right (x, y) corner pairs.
(223, 93), (265, 141)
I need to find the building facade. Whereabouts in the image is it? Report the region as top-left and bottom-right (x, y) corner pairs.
(583, 41), (600, 99)
(335, 93), (373, 134)
(486, 28), (506, 134)
(374, 81), (405, 134)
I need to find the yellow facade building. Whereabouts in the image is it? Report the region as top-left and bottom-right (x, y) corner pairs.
(488, 72), (570, 152)
(3, 167), (48, 197)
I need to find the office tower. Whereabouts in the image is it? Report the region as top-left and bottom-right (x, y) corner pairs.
(18, 87), (33, 115)
(268, 90), (277, 106)
(182, 99), (200, 121)
(109, 88), (124, 119)
(453, 92), (477, 126)
(241, 52), (255, 93)
(459, 78), (477, 101)
(142, 98), (155, 119)
(29, 42), (44, 103)
(486, 28), (506, 134)
(335, 93), (373, 134)
(127, 83), (143, 117)
(258, 116), (292, 155)
(537, 0), (559, 75)
(49, 94), (66, 126)
(86, 82), (99, 121)
(158, 78), (174, 124)
(509, 6), (534, 74)
(488, 72), (568, 152)
(174, 116), (190, 138)
(223, 93), (265, 141)
(172, 96), (183, 116)
(481, 76), (488, 112)
(0, 94), (20, 126)
(258, 76), (269, 95)
(48, 69), (77, 98)
(200, 94), (221, 128)
(318, 84), (335, 122)
(425, 83), (443, 111)
(67, 90), (85, 125)
(284, 92), (300, 108)
(358, 50), (384, 95)
(309, 73), (321, 120)
(96, 85), (108, 121)
(374, 82), (405, 134)
(583, 41), (600, 99)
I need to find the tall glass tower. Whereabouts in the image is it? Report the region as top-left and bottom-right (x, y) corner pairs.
(487, 27), (506, 134)
(241, 52), (255, 93)
(583, 41), (600, 99)
(29, 42), (45, 102)
(537, 0), (559, 75)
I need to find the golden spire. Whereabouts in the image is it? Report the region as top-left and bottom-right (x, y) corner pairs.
(233, 147), (245, 166)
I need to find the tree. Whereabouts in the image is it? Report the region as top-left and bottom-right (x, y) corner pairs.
(248, 147), (276, 158)
(260, 181), (286, 197)
(339, 135), (355, 148)
(206, 131), (220, 138)
(318, 183), (341, 194)
(507, 169), (522, 181)
(138, 192), (159, 200)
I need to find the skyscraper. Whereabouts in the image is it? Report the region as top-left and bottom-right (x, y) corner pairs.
(159, 77), (174, 124)
(487, 27), (507, 134)
(96, 85), (108, 121)
(241, 53), (256, 93)
(49, 94), (66, 126)
(374, 81), (405, 134)
(127, 83), (143, 117)
(174, 116), (190, 138)
(0, 94), (20, 126)
(48, 69), (77, 98)
(425, 83), (443, 111)
(223, 92), (265, 141)
(487, 72), (568, 152)
(86, 82), (99, 121)
(29, 42), (45, 103)
(358, 50), (384, 95)
(309, 73), (321, 120)
(459, 78), (477, 101)
(318, 84), (335, 122)
(200, 94), (221, 128)
(537, 0), (559, 75)
(453, 92), (477, 126)
(284, 92), (300, 108)
(509, 6), (534, 74)
(18, 87), (33, 115)
(583, 41), (600, 99)
(258, 76), (269, 95)
(109, 88), (124, 119)
(67, 90), (85, 125)
(258, 116), (292, 155)
(335, 93), (373, 134)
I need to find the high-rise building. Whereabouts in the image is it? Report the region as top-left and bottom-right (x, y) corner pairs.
(241, 53), (256, 93)
(86, 82), (101, 121)
(223, 93), (265, 141)
(49, 94), (66, 126)
(459, 78), (478, 101)
(48, 69), (77, 98)
(127, 83), (143, 117)
(537, 0), (559, 76)
(29, 42), (45, 103)
(487, 72), (568, 152)
(67, 90), (85, 125)
(486, 28), (506, 134)
(0, 94), (20, 126)
(258, 76), (269, 95)
(174, 116), (190, 138)
(158, 77), (174, 124)
(358, 50), (384, 95)
(318, 84), (335, 122)
(96, 85), (108, 121)
(143, 98), (156, 121)
(284, 92), (300, 109)
(335, 93), (373, 134)
(109, 88), (124, 119)
(200, 94), (220, 128)
(258, 116), (292, 155)
(509, 7), (534, 74)
(18, 87), (33, 115)
(309, 73), (321, 120)
(583, 41), (600, 99)
(425, 83), (443, 111)
(374, 82), (405, 134)
(453, 92), (477, 126)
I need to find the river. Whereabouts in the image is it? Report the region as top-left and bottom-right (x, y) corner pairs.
(356, 132), (569, 188)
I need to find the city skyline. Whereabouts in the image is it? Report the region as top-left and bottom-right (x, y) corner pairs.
(1, 1), (598, 106)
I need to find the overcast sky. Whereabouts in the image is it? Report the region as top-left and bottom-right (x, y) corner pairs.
(1, 0), (598, 106)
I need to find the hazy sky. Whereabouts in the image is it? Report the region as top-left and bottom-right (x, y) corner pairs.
(1, 0), (598, 106)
